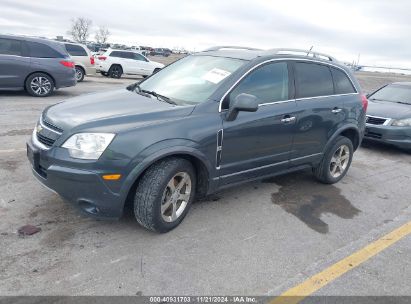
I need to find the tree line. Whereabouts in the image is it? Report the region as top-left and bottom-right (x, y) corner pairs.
(68, 17), (110, 44)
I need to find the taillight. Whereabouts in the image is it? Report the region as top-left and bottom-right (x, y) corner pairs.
(361, 94), (368, 112)
(59, 60), (75, 68)
(98, 56), (106, 61)
(90, 56), (95, 65)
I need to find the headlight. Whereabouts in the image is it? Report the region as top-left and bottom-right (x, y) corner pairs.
(391, 118), (411, 127)
(62, 133), (115, 160)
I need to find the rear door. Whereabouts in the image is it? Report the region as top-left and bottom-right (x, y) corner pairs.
(65, 43), (89, 67)
(290, 61), (346, 164)
(219, 61), (298, 185)
(0, 38), (30, 89)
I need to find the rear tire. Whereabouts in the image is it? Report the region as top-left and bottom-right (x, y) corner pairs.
(25, 73), (54, 97)
(75, 66), (85, 82)
(134, 157), (196, 233)
(313, 136), (353, 184)
(109, 65), (123, 79)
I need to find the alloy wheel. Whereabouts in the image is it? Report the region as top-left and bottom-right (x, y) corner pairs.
(30, 77), (51, 96)
(75, 68), (83, 81)
(329, 144), (350, 178)
(160, 172), (192, 223)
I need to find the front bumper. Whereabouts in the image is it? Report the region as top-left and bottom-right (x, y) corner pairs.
(364, 124), (411, 150)
(27, 137), (125, 219)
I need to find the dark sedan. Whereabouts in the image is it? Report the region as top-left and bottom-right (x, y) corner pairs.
(365, 82), (411, 151)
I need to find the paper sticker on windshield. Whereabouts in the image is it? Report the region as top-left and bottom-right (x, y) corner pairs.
(203, 68), (231, 84)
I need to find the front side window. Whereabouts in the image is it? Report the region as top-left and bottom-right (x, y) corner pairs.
(0, 38), (22, 56)
(138, 55), (246, 105)
(133, 53), (147, 61)
(295, 62), (333, 98)
(331, 67), (356, 94)
(226, 62), (289, 108)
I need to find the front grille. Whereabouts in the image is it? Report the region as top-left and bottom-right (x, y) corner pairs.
(42, 117), (63, 133)
(366, 116), (387, 125)
(37, 133), (56, 147)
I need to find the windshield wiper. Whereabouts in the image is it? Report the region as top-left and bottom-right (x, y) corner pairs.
(394, 101), (411, 105)
(134, 85), (177, 105)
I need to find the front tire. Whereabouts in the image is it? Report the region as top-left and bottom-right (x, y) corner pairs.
(25, 73), (54, 97)
(134, 158), (196, 233)
(75, 66), (85, 82)
(153, 68), (161, 74)
(313, 136), (353, 184)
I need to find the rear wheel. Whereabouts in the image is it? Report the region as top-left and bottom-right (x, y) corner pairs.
(75, 66), (85, 82)
(109, 65), (123, 78)
(25, 73), (54, 97)
(134, 158), (196, 233)
(313, 136), (353, 184)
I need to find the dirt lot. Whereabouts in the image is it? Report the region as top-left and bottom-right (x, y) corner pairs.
(0, 56), (410, 297)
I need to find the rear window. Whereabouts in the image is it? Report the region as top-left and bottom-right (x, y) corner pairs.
(0, 38), (22, 56)
(65, 44), (87, 56)
(295, 62), (334, 98)
(27, 41), (64, 58)
(331, 68), (356, 94)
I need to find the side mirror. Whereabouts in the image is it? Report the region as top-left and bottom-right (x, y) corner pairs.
(226, 93), (259, 121)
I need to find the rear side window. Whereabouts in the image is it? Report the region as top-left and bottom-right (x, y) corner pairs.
(228, 62), (289, 105)
(295, 62), (333, 98)
(0, 38), (22, 56)
(110, 51), (123, 58)
(65, 44), (87, 56)
(27, 41), (64, 58)
(331, 68), (356, 94)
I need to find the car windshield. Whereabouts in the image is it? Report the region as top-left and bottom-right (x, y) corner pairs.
(137, 55), (246, 105)
(369, 85), (411, 105)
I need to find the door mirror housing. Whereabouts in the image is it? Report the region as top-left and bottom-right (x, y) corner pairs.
(226, 93), (259, 121)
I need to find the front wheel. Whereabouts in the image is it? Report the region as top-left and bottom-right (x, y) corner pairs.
(152, 68), (161, 74)
(313, 136), (353, 184)
(134, 158), (196, 233)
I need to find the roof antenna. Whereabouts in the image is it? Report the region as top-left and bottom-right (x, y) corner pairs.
(307, 46), (313, 56)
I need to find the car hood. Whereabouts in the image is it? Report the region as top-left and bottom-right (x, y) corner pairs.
(44, 89), (193, 131)
(367, 99), (411, 119)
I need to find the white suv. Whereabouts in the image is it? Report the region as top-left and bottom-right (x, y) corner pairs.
(97, 49), (164, 78)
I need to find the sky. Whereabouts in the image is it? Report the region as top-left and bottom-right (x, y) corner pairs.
(1, 0), (410, 68)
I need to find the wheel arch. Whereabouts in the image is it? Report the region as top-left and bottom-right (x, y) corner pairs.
(324, 124), (361, 154)
(122, 147), (213, 211)
(24, 71), (56, 88)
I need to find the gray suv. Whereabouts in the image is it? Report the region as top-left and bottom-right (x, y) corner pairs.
(27, 47), (367, 232)
(0, 34), (76, 97)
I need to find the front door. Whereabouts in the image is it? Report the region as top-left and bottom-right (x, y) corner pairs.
(218, 61), (298, 185)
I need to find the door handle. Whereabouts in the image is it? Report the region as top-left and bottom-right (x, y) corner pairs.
(281, 116), (296, 123)
(331, 107), (342, 113)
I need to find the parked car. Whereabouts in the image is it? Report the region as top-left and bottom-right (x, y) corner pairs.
(27, 46), (366, 232)
(64, 42), (96, 82)
(97, 49), (164, 78)
(364, 82), (411, 151)
(150, 48), (172, 57)
(0, 34), (76, 97)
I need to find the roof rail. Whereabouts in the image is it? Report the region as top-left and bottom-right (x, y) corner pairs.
(263, 48), (338, 62)
(203, 46), (262, 52)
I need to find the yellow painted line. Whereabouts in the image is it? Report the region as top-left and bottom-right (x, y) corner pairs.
(270, 221), (411, 304)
